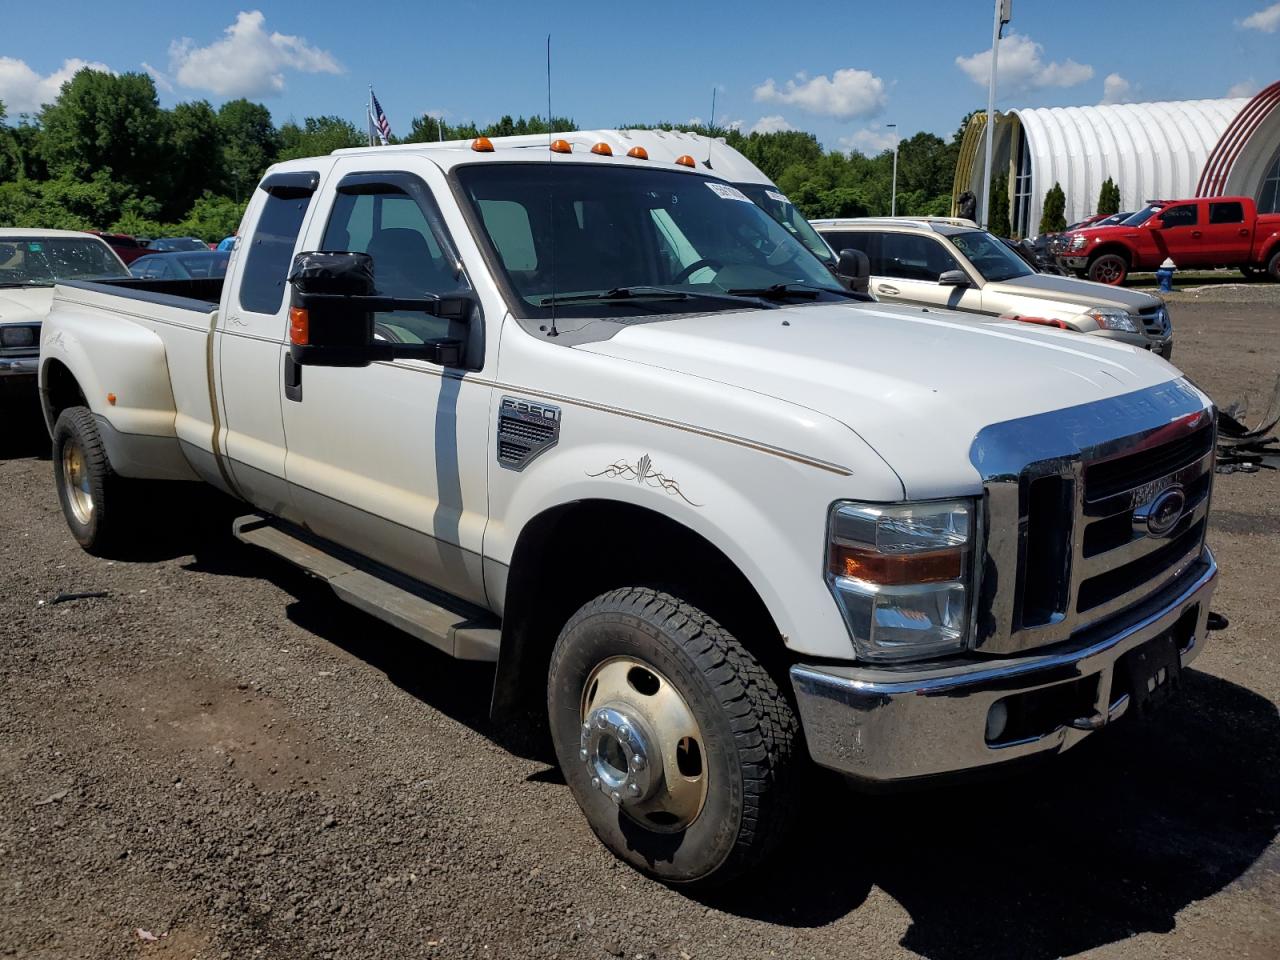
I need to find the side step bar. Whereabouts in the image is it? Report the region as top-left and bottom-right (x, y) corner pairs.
(232, 514), (500, 662)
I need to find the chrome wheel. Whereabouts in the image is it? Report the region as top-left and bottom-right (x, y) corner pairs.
(579, 657), (708, 833)
(61, 439), (94, 526)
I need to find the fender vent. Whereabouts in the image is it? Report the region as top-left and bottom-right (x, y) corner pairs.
(497, 395), (560, 470)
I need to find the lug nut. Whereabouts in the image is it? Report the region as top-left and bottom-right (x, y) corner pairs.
(618, 725), (631, 740)
(591, 777), (600, 790)
(596, 713), (608, 729)
(611, 791), (622, 806)
(627, 783), (640, 796)
(579, 748), (588, 761)
(631, 754), (645, 770)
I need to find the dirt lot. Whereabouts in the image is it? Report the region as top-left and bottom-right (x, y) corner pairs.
(2, 297), (1278, 960)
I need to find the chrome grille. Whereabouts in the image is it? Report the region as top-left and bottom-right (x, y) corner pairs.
(970, 380), (1214, 655)
(1137, 306), (1170, 336)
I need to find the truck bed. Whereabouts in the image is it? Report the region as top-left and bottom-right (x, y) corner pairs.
(58, 276), (223, 311)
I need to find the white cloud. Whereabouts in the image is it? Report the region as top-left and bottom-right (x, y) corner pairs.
(748, 115), (794, 135)
(0, 56), (113, 114)
(1101, 73), (1132, 104)
(141, 62), (174, 95)
(168, 10), (342, 98)
(956, 33), (1093, 94)
(1226, 79), (1258, 98)
(1240, 2), (1280, 32)
(754, 68), (886, 120)
(840, 126), (898, 154)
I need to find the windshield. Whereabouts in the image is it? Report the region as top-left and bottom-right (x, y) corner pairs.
(1123, 205), (1161, 226)
(948, 230), (1035, 282)
(734, 182), (837, 268)
(0, 237), (129, 287)
(151, 237), (208, 252)
(456, 163), (846, 319)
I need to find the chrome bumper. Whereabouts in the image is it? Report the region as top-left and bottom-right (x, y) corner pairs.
(791, 548), (1217, 783)
(0, 356), (37, 378)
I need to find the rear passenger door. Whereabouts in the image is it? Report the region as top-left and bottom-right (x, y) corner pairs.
(1203, 200), (1250, 264)
(279, 160), (494, 607)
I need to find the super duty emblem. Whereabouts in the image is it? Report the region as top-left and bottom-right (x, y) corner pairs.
(496, 395), (561, 470)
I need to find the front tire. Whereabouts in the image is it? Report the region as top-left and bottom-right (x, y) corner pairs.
(51, 406), (129, 553)
(1088, 253), (1129, 285)
(547, 588), (798, 885)
(1267, 250), (1280, 283)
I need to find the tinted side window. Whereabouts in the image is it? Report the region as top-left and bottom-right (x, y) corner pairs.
(880, 233), (959, 282)
(239, 191), (314, 314)
(1209, 201), (1244, 225)
(1161, 205), (1198, 228)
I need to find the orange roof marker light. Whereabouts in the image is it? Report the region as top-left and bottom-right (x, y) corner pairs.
(674, 154), (696, 168)
(626, 146), (649, 160)
(590, 142), (613, 156)
(471, 137), (495, 152)
(550, 139), (573, 154)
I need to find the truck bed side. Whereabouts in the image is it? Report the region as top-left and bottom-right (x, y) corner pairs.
(40, 279), (222, 482)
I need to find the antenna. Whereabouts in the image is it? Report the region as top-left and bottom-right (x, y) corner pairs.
(545, 33), (559, 338)
(705, 87), (716, 168)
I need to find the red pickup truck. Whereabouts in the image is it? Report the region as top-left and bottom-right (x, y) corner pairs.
(1058, 196), (1280, 285)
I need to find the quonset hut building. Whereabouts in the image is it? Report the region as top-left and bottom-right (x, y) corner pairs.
(953, 80), (1280, 237)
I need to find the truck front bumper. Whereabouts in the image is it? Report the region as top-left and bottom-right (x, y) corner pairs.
(0, 356), (38, 393)
(790, 547), (1216, 783)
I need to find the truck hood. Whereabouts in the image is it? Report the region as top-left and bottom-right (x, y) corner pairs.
(0, 286), (53, 326)
(983, 273), (1159, 314)
(577, 301), (1181, 499)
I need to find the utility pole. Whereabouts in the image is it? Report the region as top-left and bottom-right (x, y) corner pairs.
(888, 124), (899, 217)
(980, 0), (1012, 229)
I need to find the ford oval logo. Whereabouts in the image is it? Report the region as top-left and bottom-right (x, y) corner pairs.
(1134, 485), (1186, 539)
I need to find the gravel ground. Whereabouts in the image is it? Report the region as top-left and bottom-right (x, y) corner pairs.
(1, 298), (1278, 960)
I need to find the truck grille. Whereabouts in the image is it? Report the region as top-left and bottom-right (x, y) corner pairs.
(1137, 305), (1170, 337)
(970, 380), (1213, 654)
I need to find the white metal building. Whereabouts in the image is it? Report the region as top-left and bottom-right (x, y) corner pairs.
(954, 81), (1280, 236)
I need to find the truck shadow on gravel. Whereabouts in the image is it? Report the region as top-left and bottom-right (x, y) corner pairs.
(0, 400), (51, 460)
(704, 669), (1280, 959)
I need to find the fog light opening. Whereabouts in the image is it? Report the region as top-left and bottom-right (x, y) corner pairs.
(985, 701), (1009, 744)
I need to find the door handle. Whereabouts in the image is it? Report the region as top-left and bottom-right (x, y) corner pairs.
(284, 352), (302, 402)
(1239, 228), (1250, 236)
(1190, 230), (1202, 238)
(878, 284), (900, 295)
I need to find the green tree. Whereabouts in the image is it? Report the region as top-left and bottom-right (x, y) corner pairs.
(278, 116), (366, 161)
(1097, 177), (1120, 216)
(1040, 182), (1067, 233)
(217, 99), (280, 201)
(38, 69), (169, 210)
(989, 175), (1012, 238)
(176, 194), (248, 242)
(165, 100), (225, 220)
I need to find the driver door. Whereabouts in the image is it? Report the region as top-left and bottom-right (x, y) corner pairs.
(280, 160), (494, 606)
(868, 232), (982, 313)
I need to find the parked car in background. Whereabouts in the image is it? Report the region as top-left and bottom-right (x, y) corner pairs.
(813, 217), (1174, 357)
(147, 236), (211, 253)
(1058, 196), (1280, 284)
(0, 230), (129, 399)
(89, 231), (150, 265)
(129, 250), (230, 280)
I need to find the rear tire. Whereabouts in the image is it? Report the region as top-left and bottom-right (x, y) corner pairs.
(547, 587), (798, 886)
(51, 406), (130, 554)
(1088, 253), (1129, 286)
(1267, 250), (1280, 283)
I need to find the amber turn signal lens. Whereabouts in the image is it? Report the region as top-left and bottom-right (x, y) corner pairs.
(550, 139), (573, 154)
(674, 154), (696, 167)
(626, 146), (648, 160)
(288, 307), (309, 345)
(590, 142), (613, 156)
(471, 136), (495, 152)
(830, 545), (963, 585)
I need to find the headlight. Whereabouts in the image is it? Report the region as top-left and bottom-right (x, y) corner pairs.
(1, 325), (36, 348)
(826, 499), (976, 662)
(1069, 235), (1086, 251)
(1084, 308), (1140, 333)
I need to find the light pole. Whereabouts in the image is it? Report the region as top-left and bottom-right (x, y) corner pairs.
(888, 123), (899, 217)
(980, 0), (1013, 229)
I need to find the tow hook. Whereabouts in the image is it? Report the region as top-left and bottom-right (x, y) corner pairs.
(1207, 612), (1229, 631)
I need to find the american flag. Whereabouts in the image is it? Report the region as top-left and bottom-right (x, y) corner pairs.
(369, 88), (391, 145)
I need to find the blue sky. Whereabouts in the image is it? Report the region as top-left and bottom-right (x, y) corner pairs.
(2, 2), (1278, 151)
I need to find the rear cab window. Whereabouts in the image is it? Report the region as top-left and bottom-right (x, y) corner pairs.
(239, 171), (320, 316)
(1209, 201), (1244, 225)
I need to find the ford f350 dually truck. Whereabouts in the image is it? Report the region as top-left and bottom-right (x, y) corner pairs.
(39, 138), (1219, 885)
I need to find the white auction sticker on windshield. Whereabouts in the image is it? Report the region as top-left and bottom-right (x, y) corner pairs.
(766, 189), (789, 205)
(705, 182), (752, 202)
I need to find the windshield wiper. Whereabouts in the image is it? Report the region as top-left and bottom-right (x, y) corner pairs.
(539, 286), (767, 308)
(726, 281), (859, 301)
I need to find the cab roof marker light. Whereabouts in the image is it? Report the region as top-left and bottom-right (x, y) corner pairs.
(471, 137), (495, 152)
(551, 139), (573, 154)
(590, 142), (613, 156)
(675, 154), (696, 168)
(626, 146), (649, 160)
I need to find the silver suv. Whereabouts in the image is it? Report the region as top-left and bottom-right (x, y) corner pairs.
(812, 218), (1173, 358)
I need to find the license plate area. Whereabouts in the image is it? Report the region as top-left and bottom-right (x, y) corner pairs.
(1110, 605), (1198, 715)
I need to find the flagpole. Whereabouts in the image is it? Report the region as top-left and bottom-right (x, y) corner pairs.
(368, 85), (376, 147)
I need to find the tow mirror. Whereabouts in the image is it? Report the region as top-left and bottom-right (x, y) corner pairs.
(835, 248), (870, 293)
(938, 269), (970, 287)
(286, 251), (475, 368)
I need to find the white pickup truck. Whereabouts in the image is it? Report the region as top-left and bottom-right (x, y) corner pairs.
(39, 136), (1219, 885)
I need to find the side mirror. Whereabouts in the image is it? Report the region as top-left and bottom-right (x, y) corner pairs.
(287, 251), (475, 368)
(835, 248), (870, 293)
(938, 269), (970, 287)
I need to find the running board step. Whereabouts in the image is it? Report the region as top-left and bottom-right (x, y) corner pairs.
(232, 514), (500, 662)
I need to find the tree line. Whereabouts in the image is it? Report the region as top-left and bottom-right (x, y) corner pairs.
(1, 67), (976, 243)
